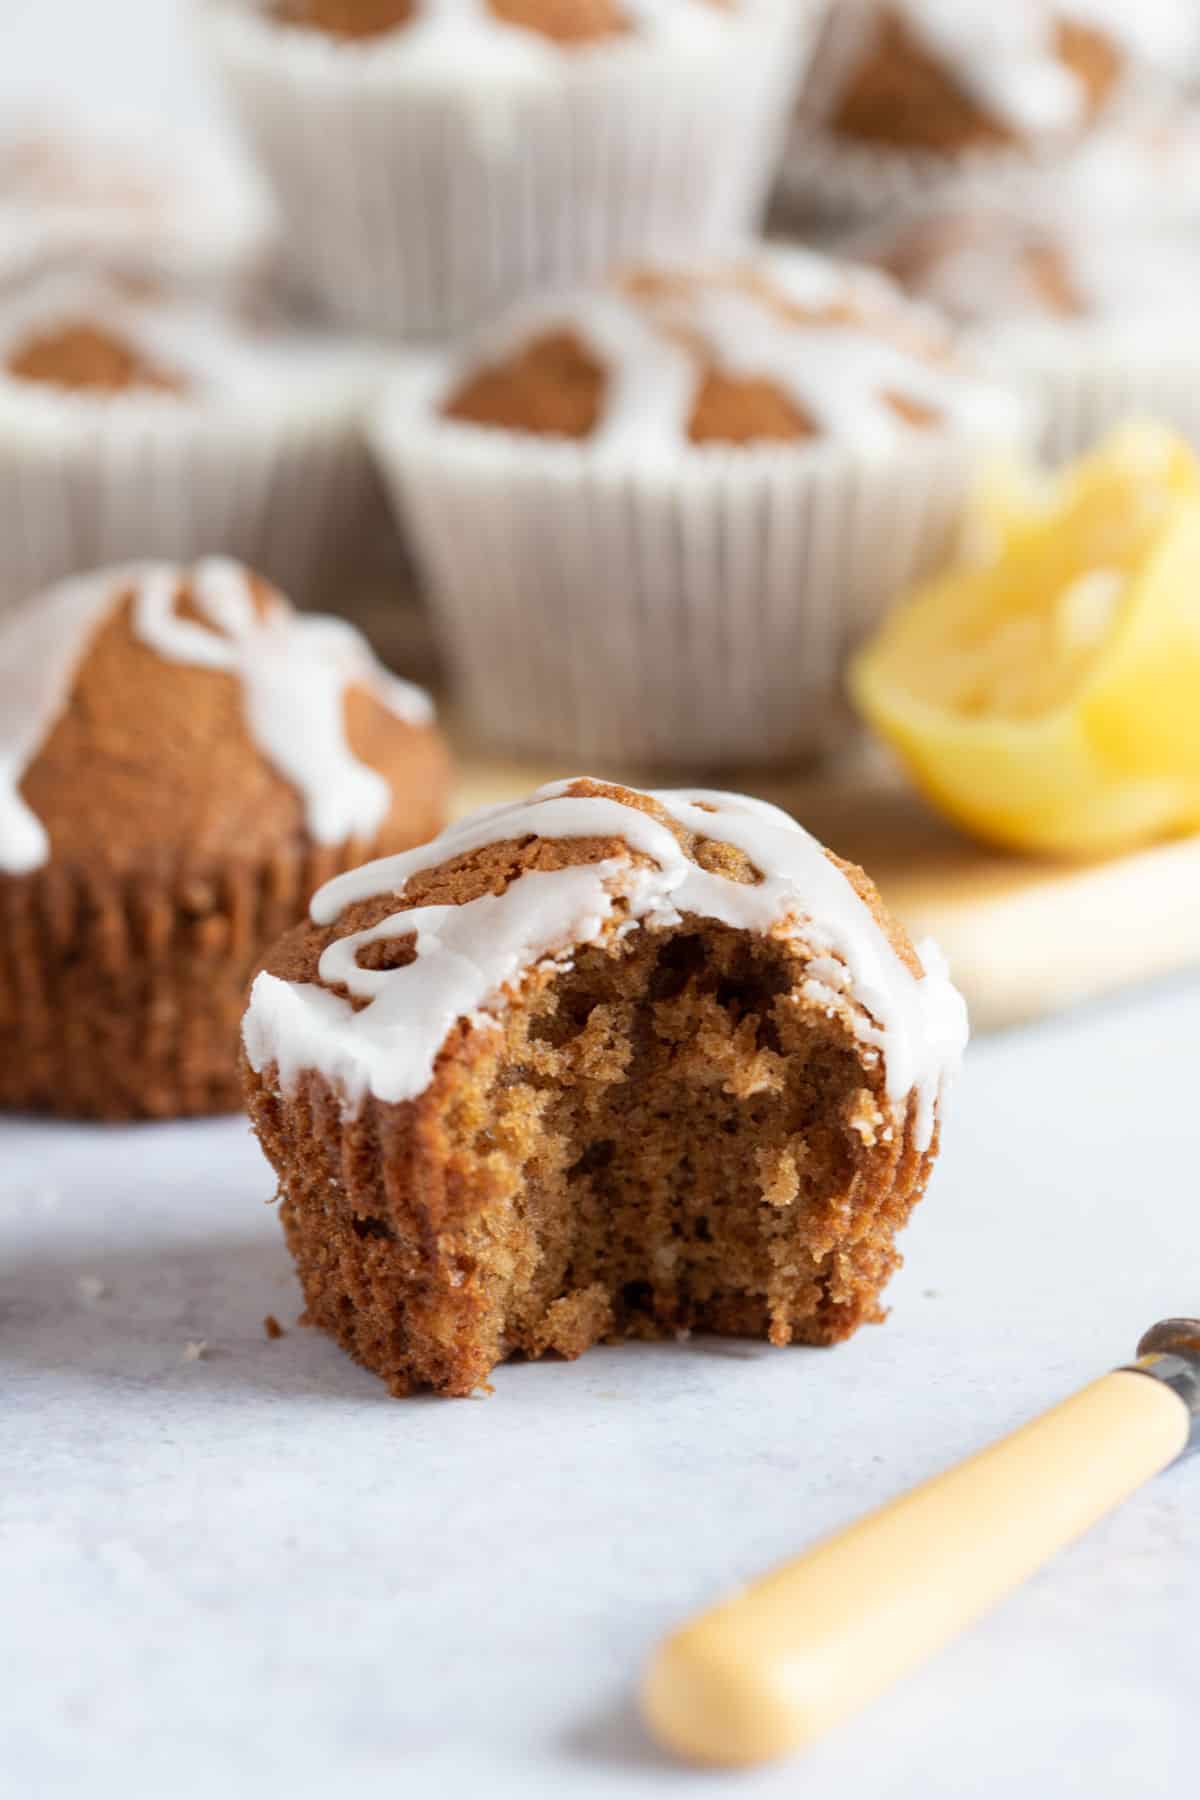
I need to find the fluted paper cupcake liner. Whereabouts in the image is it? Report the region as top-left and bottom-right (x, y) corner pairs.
(970, 324), (1200, 465)
(0, 379), (378, 617)
(372, 362), (1031, 770)
(0, 840), (375, 1121)
(204, 0), (817, 340)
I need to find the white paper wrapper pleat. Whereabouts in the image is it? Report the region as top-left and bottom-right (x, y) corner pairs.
(971, 325), (1200, 466)
(204, 0), (818, 339)
(372, 364), (1029, 769)
(0, 378), (381, 616)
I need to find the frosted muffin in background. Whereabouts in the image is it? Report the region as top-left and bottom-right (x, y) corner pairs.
(0, 121), (275, 298)
(0, 269), (386, 612)
(371, 246), (1029, 769)
(780, 0), (1198, 223)
(202, 0), (820, 338)
(856, 201), (1200, 461)
(0, 557), (447, 1120)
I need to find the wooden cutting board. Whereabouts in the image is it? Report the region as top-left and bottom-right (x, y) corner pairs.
(451, 750), (1200, 1033)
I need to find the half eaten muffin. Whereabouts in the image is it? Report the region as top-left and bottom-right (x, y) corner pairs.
(242, 778), (967, 1395)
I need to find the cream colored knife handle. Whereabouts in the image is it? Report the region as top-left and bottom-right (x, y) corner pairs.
(643, 1370), (1191, 1768)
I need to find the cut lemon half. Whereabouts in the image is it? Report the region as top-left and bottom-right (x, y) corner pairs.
(850, 424), (1200, 858)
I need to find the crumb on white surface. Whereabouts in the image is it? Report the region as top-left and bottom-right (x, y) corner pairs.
(183, 1340), (208, 1362)
(76, 1275), (108, 1302)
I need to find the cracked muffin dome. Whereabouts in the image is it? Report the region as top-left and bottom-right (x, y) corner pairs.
(0, 268), (382, 612)
(241, 779), (967, 1397)
(0, 558), (449, 1120)
(438, 248), (1023, 450)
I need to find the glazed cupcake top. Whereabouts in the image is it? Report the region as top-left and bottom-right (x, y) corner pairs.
(434, 248), (1024, 453)
(243, 777), (968, 1149)
(0, 558), (437, 877)
(230, 0), (743, 64)
(0, 123), (270, 296)
(244, 781), (964, 1144)
(0, 270), (369, 415)
(862, 204), (1200, 335)
(816, 1), (1182, 151)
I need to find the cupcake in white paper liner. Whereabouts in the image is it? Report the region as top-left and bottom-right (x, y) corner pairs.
(0, 120), (276, 299)
(854, 200), (1200, 463)
(1048, 95), (1200, 232)
(370, 246), (1029, 770)
(0, 270), (385, 614)
(202, 0), (819, 339)
(778, 0), (1196, 225)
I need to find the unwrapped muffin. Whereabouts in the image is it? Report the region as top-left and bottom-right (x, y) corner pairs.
(0, 558), (448, 1120)
(242, 778), (967, 1396)
(782, 0), (1192, 222)
(203, 0), (818, 337)
(858, 201), (1200, 460)
(371, 246), (1028, 767)
(0, 269), (385, 613)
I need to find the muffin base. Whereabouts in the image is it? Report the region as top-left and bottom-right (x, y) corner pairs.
(2, 842), (407, 1122)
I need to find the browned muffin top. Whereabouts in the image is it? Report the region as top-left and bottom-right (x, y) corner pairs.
(242, 777), (966, 1135)
(823, 4), (1121, 153)
(272, 0), (632, 45)
(6, 319), (187, 392)
(1, 560), (446, 876)
(264, 777), (923, 997)
(439, 250), (1019, 449)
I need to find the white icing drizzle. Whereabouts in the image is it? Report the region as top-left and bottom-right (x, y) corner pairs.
(242, 781), (968, 1150)
(0, 269), (376, 413)
(0, 558), (433, 875)
(887, 1), (1084, 136)
(229, 0), (741, 79)
(875, 0), (1186, 137)
(443, 246), (1022, 453)
(864, 205), (1200, 333)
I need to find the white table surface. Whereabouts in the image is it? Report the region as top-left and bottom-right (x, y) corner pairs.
(4, 975), (1199, 1800)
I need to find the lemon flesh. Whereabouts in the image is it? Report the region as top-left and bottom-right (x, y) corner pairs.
(851, 424), (1200, 858)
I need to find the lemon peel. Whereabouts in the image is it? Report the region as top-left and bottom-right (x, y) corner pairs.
(850, 423), (1200, 858)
